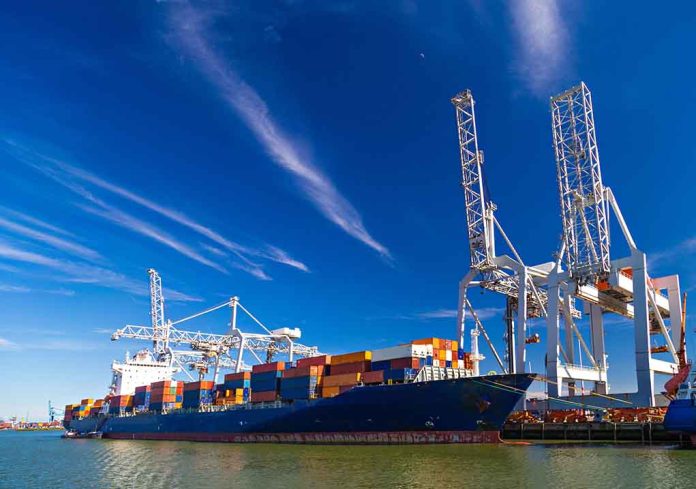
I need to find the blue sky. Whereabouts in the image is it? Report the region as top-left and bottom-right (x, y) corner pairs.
(1, 1), (695, 420)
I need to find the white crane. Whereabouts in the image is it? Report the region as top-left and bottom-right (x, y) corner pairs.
(111, 269), (322, 385)
(452, 89), (562, 376)
(546, 82), (683, 405)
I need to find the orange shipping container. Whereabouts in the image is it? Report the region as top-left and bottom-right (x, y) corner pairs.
(251, 391), (277, 402)
(331, 351), (371, 365)
(81, 398), (94, 406)
(412, 338), (441, 348)
(321, 386), (341, 398)
(323, 372), (361, 387)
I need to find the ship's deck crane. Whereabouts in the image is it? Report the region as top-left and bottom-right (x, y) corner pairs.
(111, 269), (322, 382)
(546, 82), (684, 405)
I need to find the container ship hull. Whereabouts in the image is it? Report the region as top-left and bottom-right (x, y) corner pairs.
(66, 373), (534, 444)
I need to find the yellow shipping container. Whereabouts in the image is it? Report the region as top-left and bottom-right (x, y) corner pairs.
(321, 386), (341, 398)
(331, 351), (372, 365)
(323, 372), (361, 387)
(452, 340), (458, 352)
(81, 398), (94, 406)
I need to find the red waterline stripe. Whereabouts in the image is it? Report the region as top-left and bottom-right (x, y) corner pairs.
(104, 430), (501, 444)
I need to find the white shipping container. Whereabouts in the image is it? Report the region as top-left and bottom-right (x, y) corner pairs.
(445, 350), (453, 362)
(457, 359), (464, 369)
(371, 344), (433, 362)
(433, 359), (440, 367)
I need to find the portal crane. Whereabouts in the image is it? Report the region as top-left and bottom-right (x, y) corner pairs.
(452, 89), (573, 376)
(546, 82), (683, 405)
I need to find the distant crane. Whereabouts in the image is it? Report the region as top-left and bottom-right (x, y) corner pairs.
(111, 269), (322, 383)
(48, 401), (62, 423)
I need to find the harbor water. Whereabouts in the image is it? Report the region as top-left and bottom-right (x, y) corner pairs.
(2, 430), (696, 488)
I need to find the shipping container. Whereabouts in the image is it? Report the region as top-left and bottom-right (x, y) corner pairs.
(296, 355), (331, 368)
(362, 370), (384, 385)
(321, 385), (340, 398)
(371, 344), (433, 362)
(323, 372), (361, 387)
(330, 351), (371, 366)
(329, 361), (371, 375)
(224, 371), (251, 382)
(282, 365), (325, 378)
(251, 361), (285, 374)
(251, 390), (277, 403)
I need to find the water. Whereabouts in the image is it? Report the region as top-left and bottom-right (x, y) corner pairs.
(2, 431), (696, 488)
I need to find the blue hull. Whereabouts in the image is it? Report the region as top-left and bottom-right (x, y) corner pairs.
(664, 399), (696, 433)
(66, 374), (534, 444)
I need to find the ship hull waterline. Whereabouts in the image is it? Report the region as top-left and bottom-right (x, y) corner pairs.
(66, 373), (534, 445)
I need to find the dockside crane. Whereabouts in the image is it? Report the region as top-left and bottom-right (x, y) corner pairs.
(451, 89), (567, 376)
(546, 82), (684, 405)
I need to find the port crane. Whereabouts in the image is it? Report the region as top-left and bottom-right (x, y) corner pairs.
(545, 82), (684, 405)
(451, 89), (575, 376)
(111, 269), (322, 383)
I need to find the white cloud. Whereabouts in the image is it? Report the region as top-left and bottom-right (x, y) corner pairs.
(167, 4), (390, 259)
(0, 214), (101, 262)
(3, 138), (310, 278)
(80, 203), (227, 274)
(0, 337), (19, 350)
(0, 284), (31, 293)
(413, 306), (504, 321)
(649, 237), (696, 269)
(0, 240), (202, 302)
(0, 207), (75, 237)
(509, 0), (569, 97)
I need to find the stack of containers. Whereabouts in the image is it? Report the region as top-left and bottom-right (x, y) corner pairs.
(182, 381), (214, 409)
(90, 399), (104, 417)
(250, 362), (285, 402)
(63, 404), (76, 423)
(412, 338), (462, 368)
(108, 395), (133, 415)
(216, 371), (251, 405)
(149, 380), (183, 411)
(321, 351), (370, 397)
(133, 385), (151, 411)
(76, 399), (93, 419)
(367, 343), (433, 384)
(280, 365), (325, 400)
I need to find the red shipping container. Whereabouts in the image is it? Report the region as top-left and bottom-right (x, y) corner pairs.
(224, 371), (251, 382)
(150, 380), (172, 389)
(330, 361), (371, 375)
(252, 361), (286, 374)
(251, 391), (278, 402)
(135, 385), (150, 393)
(362, 370), (384, 384)
(390, 357), (420, 369)
(184, 380), (214, 392)
(297, 355), (332, 368)
(282, 365), (324, 378)
(444, 339), (453, 350)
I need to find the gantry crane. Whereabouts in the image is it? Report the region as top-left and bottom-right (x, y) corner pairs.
(545, 82), (684, 406)
(451, 89), (571, 376)
(111, 269), (322, 383)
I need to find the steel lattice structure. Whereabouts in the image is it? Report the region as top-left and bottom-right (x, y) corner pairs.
(148, 268), (168, 355)
(551, 82), (611, 281)
(452, 89), (494, 272)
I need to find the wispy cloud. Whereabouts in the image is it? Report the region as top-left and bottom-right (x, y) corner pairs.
(405, 306), (505, 321)
(0, 207), (75, 238)
(3, 138), (309, 278)
(0, 240), (202, 302)
(167, 4), (390, 259)
(0, 284), (31, 293)
(0, 213), (101, 262)
(508, 0), (570, 97)
(80, 202), (227, 274)
(649, 237), (696, 270)
(0, 337), (19, 350)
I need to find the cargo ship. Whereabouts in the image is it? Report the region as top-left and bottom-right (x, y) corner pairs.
(63, 340), (535, 444)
